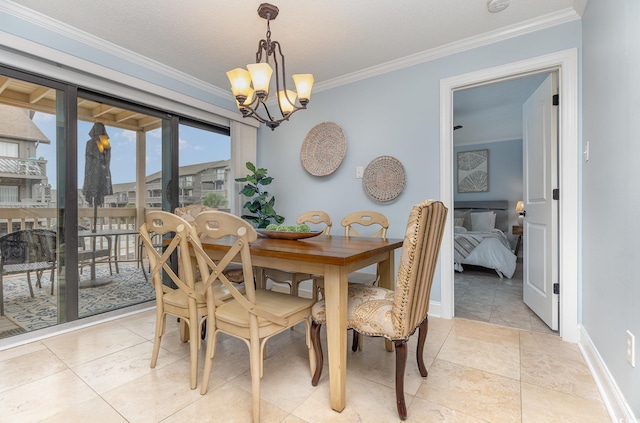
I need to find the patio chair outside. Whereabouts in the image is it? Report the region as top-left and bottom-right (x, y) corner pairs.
(0, 229), (57, 316)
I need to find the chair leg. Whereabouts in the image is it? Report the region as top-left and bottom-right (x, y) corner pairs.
(249, 327), (262, 423)
(150, 310), (165, 368)
(0, 276), (4, 316)
(50, 267), (55, 295)
(200, 321), (219, 395)
(395, 340), (408, 421)
(188, 309), (199, 390)
(201, 319), (207, 339)
(416, 318), (429, 377)
(26, 271), (34, 297)
(351, 330), (359, 352)
(35, 270), (42, 288)
(310, 321), (324, 386)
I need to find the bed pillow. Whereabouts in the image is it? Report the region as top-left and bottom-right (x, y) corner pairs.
(454, 210), (472, 230)
(470, 211), (496, 232)
(454, 217), (464, 227)
(454, 226), (467, 233)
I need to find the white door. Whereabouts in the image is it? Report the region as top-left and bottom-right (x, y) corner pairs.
(522, 73), (559, 330)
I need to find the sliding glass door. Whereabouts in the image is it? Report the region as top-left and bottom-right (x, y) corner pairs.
(75, 93), (166, 317)
(0, 66), (233, 342)
(0, 69), (65, 335)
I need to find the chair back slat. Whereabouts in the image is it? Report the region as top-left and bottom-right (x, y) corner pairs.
(391, 200), (447, 339)
(341, 211), (389, 239)
(0, 229), (56, 268)
(193, 211), (257, 301)
(297, 210), (332, 235)
(139, 211), (197, 297)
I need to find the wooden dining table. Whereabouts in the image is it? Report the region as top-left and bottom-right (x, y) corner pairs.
(195, 233), (404, 413)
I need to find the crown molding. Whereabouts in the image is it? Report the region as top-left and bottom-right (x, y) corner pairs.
(314, 8), (581, 92)
(1, 0), (233, 101)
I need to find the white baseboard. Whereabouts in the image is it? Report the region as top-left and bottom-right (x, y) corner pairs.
(578, 325), (636, 423)
(428, 301), (443, 318)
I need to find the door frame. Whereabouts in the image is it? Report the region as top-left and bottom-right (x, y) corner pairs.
(439, 48), (579, 342)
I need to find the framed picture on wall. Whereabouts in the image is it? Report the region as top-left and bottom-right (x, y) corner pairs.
(457, 149), (489, 193)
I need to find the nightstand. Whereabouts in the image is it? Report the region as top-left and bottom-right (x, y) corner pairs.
(512, 225), (523, 256)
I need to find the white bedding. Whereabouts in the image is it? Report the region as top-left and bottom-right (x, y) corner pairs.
(454, 229), (517, 278)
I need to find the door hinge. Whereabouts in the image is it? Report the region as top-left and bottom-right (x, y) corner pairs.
(553, 94), (559, 106)
(553, 283), (560, 295)
(553, 188), (559, 200)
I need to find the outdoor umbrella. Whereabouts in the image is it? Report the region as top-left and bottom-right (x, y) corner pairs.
(82, 122), (112, 232)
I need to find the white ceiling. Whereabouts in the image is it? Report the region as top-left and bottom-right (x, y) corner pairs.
(8, 0), (584, 140)
(453, 73), (551, 146)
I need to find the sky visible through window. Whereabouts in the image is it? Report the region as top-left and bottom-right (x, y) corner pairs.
(31, 112), (230, 189)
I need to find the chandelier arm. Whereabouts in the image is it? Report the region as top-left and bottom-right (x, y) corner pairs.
(259, 97), (278, 123)
(271, 40), (300, 116)
(273, 41), (306, 113)
(255, 39), (268, 64)
(270, 41), (286, 116)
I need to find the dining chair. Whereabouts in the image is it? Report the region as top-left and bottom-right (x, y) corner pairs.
(339, 210), (390, 351)
(262, 210), (332, 300)
(309, 200), (447, 420)
(341, 210), (389, 286)
(192, 211), (316, 423)
(139, 210), (207, 389)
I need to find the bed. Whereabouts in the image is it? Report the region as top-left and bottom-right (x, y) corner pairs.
(453, 200), (517, 278)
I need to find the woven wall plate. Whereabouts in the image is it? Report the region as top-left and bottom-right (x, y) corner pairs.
(362, 156), (406, 202)
(301, 122), (346, 176)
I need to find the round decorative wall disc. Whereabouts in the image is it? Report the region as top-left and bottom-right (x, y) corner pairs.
(362, 155), (406, 202)
(301, 122), (346, 176)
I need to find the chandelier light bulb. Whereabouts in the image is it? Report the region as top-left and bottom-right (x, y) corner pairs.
(247, 63), (273, 98)
(292, 74), (314, 104)
(278, 90), (297, 115)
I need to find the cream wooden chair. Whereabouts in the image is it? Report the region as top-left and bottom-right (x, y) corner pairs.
(339, 210), (390, 350)
(139, 210), (207, 390)
(341, 210), (389, 286)
(309, 200), (447, 420)
(263, 210), (332, 300)
(192, 211), (315, 423)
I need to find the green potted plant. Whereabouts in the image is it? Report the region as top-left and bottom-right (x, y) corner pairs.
(235, 161), (285, 228)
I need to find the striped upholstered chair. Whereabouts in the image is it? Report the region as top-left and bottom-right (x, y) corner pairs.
(309, 200), (448, 420)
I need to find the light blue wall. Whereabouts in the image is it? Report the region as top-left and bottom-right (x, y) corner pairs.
(258, 21), (582, 301)
(582, 0), (640, 415)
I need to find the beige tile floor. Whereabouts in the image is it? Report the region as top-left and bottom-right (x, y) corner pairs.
(455, 260), (556, 334)
(0, 308), (612, 422)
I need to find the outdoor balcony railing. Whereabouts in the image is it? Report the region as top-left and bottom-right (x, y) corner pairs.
(0, 157), (47, 178)
(0, 206), (146, 261)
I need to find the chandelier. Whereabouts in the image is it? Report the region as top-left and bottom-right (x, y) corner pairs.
(226, 3), (314, 130)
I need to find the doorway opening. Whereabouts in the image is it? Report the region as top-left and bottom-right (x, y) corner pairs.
(439, 49), (579, 342)
(452, 72), (557, 334)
